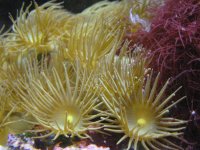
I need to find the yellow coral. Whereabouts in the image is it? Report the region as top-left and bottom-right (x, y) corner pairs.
(63, 0), (150, 72)
(98, 43), (148, 94)
(64, 17), (124, 71)
(5, 0), (73, 61)
(12, 60), (101, 139)
(79, 0), (154, 33)
(100, 50), (187, 150)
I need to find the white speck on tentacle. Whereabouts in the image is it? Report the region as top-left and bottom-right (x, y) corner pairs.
(191, 110), (196, 115)
(129, 8), (151, 32)
(181, 27), (186, 31)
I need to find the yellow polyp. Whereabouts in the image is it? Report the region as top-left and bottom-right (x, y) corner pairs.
(137, 118), (146, 127)
(6, 0), (73, 60)
(101, 66), (186, 149)
(7, 112), (36, 134)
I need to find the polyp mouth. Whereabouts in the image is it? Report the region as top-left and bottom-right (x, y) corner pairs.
(125, 103), (156, 136)
(51, 106), (82, 132)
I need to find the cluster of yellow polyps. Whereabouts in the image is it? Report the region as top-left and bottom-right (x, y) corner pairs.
(0, 0), (186, 149)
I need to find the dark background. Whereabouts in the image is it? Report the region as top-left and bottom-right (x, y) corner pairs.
(0, 0), (117, 31)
